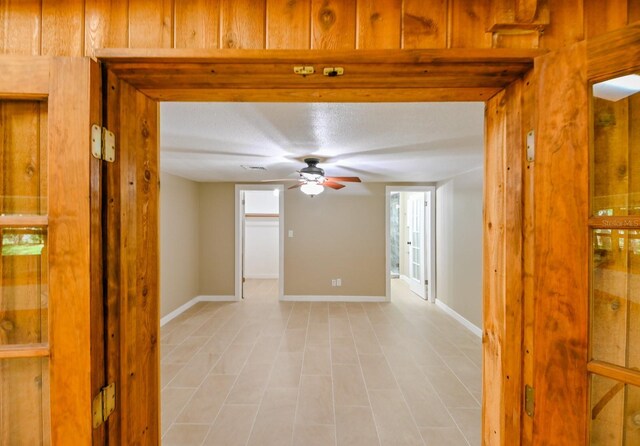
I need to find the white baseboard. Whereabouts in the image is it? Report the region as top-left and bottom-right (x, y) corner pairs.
(244, 274), (279, 279)
(282, 295), (387, 302)
(160, 295), (237, 326)
(435, 299), (482, 338)
(400, 274), (411, 285)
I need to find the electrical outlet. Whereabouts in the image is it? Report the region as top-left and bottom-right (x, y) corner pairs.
(336, 278), (342, 287)
(331, 279), (337, 287)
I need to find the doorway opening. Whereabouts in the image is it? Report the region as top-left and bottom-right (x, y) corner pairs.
(235, 185), (284, 300)
(98, 49), (532, 445)
(386, 186), (436, 303)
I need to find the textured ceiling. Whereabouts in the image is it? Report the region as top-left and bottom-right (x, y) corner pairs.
(160, 102), (484, 183)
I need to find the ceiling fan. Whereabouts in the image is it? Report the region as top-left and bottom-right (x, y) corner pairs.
(262, 158), (361, 196)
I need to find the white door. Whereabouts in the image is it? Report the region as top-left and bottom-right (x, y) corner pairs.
(407, 193), (427, 299)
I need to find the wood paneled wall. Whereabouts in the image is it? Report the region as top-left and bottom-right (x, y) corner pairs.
(0, 0), (639, 57)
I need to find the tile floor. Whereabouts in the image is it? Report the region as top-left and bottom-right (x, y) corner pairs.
(160, 279), (481, 446)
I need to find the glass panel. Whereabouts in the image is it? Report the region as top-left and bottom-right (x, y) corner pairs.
(591, 86), (640, 217)
(0, 357), (50, 445)
(0, 228), (48, 345)
(589, 374), (640, 445)
(0, 100), (48, 215)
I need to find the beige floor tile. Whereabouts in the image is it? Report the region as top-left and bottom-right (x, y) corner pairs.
(162, 323), (198, 345)
(335, 405), (380, 446)
(306, 322), (330, 346)
(162, 363), (185, 388)
(246, 335), (282, 364)
(292, 424), (336, 446)
(247, 388), (298, 446)
(176, 374), (237, 424)
(449, 408), (481, 446)
(396, 375), (456, 428)
(280, 328), (307, 352)
(420, 427), (470, 446)
(232, 322), (265, 344)
(162, 280), (481, 446)
(303, 344), (331, 375)
(330, 318), (352, 338)
(162, 423), (210, 446)
(422, 366), (479, 409)
(268, 351), (303, 388)
(352, 329), (383, 354)
(226, 362), (272, 404)
(442, 355), (482, 394)
(331, 336), (359, 364)
(203, 404), (259, 446)
(359, 354), (398, 390)
(296, 375), (334, 425)
(168, 352), (221, 388)
(332, 363), (369, 407)
(161, 387), (196, 435)
(164, 336), (208, 364)
(287, 311), (310, 330)
(210, 343), (253, 374)
(369, 389), (424, 446)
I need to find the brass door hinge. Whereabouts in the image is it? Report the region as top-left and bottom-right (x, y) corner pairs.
(92, 382), (116, 428)
(91, 124), (116, 162)
(525, 385), (534, 417)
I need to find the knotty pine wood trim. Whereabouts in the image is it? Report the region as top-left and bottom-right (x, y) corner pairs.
(0, 215), (48, 227)
(0, 344), (50, 359)
(588, 360), (640, 388)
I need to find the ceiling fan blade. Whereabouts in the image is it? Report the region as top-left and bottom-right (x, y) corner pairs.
(323, 181), (345, 190)
(261, 178), (299, 182)
(325, 176), (361, 183)
(288, 183), (303, 189)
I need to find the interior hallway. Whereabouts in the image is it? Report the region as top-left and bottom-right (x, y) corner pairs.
(160, 279), (481, 446)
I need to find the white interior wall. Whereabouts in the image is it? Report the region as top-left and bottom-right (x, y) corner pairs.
(160, 172), (200, 317)
(244, 190), (279, 279)
(436, 168), (483, 328)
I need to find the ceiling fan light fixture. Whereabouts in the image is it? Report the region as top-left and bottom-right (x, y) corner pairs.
(300, 182), (324, 196)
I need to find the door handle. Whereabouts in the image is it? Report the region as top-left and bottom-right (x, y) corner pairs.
(407, 242), (411, 245)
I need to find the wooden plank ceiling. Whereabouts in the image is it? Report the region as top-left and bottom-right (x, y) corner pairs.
(97, 48), (542, 102)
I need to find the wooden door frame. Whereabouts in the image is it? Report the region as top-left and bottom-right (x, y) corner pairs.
(97, 47), (538, 445)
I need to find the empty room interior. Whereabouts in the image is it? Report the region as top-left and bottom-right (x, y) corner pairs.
(159, 102), (484, 445)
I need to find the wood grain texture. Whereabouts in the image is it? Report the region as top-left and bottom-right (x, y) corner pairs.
(356, 0), (401, 49)
(84, 0), (129, 57)
(584, 0), (627, 39)
(105, 68), (122, 444)
(142, 86), (502, 102)
(108, 78), (160, 446)
(532, 40), (589, 446)
(402, 0), (447, 49)
(220, 0), (265, 48)
(449, 0), (492, 48)
(311, 0), (356, 49)
(539, 0), (583, 50)
(0, 56), (49, 98)
(129, 0), (173, 48)
(521, 67), (535, 446)
(483, 78), (523, 446)
(174, 0), (219, 49)
(588, 22), (640, 82)
(88, 58), (106, 445)
(48, 57), (93, 444)
(266, 0), (311, 49)
(41, 0), (85, 56)
(0, 0), (41, 55)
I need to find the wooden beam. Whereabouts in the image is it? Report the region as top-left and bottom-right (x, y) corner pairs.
(0, 56), (49, 98)
(0, 344), (50, 359)
(588, 360), (640, 388)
